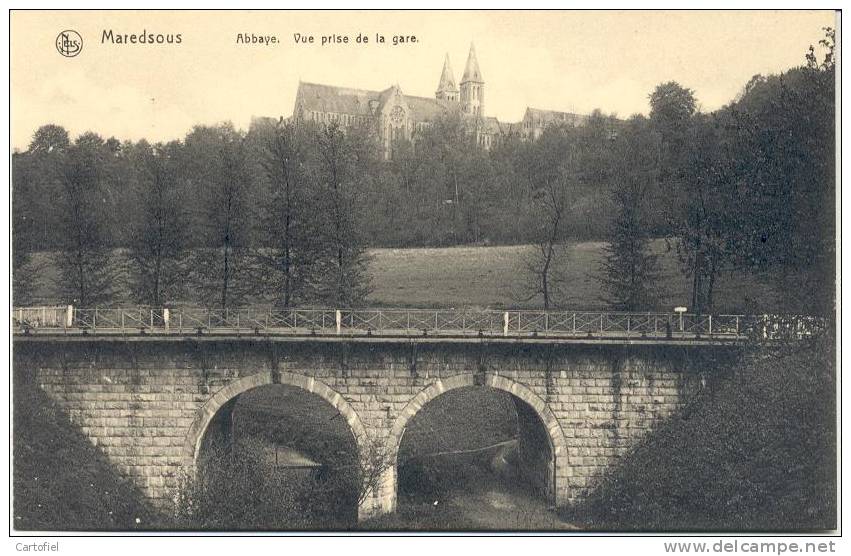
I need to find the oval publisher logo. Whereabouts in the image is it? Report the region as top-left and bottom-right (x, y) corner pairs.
(55, 30), (83, 57)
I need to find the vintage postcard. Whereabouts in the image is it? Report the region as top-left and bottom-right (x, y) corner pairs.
(9, 9), (839, 540)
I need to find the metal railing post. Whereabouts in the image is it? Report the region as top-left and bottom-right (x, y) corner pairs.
(336, 309), (342, 335)
(503, 312), (509, 337)
(708, 315), (712, 336)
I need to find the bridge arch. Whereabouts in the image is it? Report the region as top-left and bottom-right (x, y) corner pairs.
(182, 370), (368, 467)
(381, 373), (568, 513)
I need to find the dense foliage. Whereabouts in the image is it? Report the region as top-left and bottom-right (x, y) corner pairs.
(174, 437), (359, 530)
(568, 332), (836, 531)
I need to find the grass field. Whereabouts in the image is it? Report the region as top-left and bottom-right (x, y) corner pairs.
(24, 240), (778, 313)
(367, 241), (782, 312)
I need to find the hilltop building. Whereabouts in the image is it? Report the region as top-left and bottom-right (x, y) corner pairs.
(288, 43), (591, 158)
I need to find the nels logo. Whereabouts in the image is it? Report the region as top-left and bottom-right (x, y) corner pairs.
(55, 30), (83, 57)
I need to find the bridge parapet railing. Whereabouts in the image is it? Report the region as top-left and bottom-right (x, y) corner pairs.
(73, 307), (169, 330)
(10, 306), (826, 341)
(12, 306), (69, 329)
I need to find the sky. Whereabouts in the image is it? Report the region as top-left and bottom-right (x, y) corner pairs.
(11, 10), (836, 151)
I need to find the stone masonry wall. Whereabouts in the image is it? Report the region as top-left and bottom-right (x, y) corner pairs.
(13, 337), (718, 520)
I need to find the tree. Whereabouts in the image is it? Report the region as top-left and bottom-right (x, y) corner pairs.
(649, 82), (697, 140)
(12, 153), (40, 305)
(519, 125), (576, 309)
(312, 122), (373, 306)
(720, 28), (835, 314)
(27, 124), (70, 156)
(251, 118), (322, 307)
(185, 124), (258, 309)
(599, 116), (662, 311)
(488, 134), (536, 244)
(55, 132), (122, 306)
(126, 141), (188, 306)
(671, 114), (732, 313)
(649, 81), (723, 312)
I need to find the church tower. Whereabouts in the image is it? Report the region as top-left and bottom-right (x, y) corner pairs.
(460, 43), (484, 116)
(435, 54), (459, 102)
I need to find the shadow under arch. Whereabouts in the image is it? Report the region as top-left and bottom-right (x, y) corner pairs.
(182, 370), (368, 468)
(384, 373), (568, 511)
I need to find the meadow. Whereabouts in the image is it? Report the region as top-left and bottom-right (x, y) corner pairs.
(367, 240), (777, 312)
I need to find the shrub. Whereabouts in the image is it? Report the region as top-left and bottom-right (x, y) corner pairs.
(172, 436), (359, 530)
(568, 333), (836, 531)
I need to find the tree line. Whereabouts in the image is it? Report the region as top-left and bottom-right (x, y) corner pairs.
(525, 29), (834, 314)
(12, 29), (834, 314)
(13, 120), (373, 309)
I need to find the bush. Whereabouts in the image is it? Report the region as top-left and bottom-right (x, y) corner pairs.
(568, 333), (836, 531)
(172, 436), (359, 530)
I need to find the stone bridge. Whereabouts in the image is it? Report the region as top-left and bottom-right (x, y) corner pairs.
(14, 330), (743, 521)
(16, 307), (819, 522)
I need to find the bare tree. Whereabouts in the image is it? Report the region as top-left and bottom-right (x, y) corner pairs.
(355, 435), (395, 511)
(522, 185), (569, 310)
(518, 126), (576, 309)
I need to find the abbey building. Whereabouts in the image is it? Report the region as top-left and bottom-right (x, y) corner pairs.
(289, 43), (589, 158)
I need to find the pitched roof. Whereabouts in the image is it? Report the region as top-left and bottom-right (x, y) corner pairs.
(461, 43), (483, 83)
(296, 81), (379, 116)
(436, 54), (458, 93)
(405, 95), (459, 121)
(524, 107), (589, 127)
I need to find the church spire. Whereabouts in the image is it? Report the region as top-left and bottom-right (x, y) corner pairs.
(436, 54), (458, 96)
(461, 43), (483, 84)
(460, 43), (484, 116)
